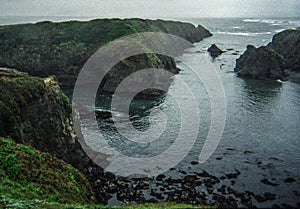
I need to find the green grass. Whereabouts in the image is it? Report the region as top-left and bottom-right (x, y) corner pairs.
(0, 196), (215, 209)
(0, 137), (94, 205)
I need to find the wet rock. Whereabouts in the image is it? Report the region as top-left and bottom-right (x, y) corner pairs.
(281, 203), (295, 209)
(235, 45), (286, 80)
(226, 169), (241, 179)
(254, 192), (276, 202)
(244, 150), (253, 154)
(208, 44), (224, 58)
(284, 177), (296, 183)
(179, 170), (187, 175)
(197, 170), (211, 178)
(217, 185), (227, 195)
(191, 161), (199, 165)
(235, 28), (300, 83)
(156, 174), (166, 181)
(261, 178), (280, 186)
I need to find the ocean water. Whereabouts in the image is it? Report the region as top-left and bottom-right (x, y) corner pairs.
(1, 16), (299, 206)
(81, 17), (300, 206)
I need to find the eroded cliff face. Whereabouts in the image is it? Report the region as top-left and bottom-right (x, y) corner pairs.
(0, 19), (212, 96)
(234, 28), (300, 82)
(0, 68), (91, 169)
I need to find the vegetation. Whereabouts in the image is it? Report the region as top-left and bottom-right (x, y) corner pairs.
(0, 137), (94, 206)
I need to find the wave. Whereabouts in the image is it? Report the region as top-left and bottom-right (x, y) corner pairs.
(214, 31), (272, 36)
(243, 19), (260, 23)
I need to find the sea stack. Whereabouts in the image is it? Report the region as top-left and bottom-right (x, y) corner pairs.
(208, 44), (224, 58)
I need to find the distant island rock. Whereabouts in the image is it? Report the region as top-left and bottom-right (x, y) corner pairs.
(208, 44), (224, 58)
(234, 28), (300, 82)
(0, 18), (212, 97)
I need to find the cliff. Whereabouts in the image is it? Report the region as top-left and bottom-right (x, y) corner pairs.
(234, 28), (300, 82)
(0, 18), (212, 96)
(0, 68), (91, 169)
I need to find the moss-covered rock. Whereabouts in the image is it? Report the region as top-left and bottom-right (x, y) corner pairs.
(0, 18), (211, 96)
(0, 137), (94, 205)
(0, 68), (91, 170)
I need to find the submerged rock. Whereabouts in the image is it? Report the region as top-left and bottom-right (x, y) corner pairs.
(235, 28), (300, 82)
(208, 44), (224, 58)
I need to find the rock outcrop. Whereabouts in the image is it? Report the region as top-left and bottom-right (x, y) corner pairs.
(208, 44), (224, 58)
(0, 68), (91, 170)
(234, 28), (300, 82)
(0, 19), (212, 96)
(235, 45), (286, 80)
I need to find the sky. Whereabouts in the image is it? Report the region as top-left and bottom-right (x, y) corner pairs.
(0, 0), (299, 18)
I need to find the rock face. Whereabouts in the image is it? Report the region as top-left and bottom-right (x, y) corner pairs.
(235, 45), (286, 80)
(235, 28), (300, 82)
(268, 29), (300, 73)
(208, 44), (224, 58)
(0, 19), (212, 96)
(0, 68), (91, 170)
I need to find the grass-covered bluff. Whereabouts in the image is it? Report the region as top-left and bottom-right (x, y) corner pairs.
(0, 137), (94, 207)
(0, 18), (212, 96)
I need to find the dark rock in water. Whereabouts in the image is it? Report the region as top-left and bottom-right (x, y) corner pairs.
(254, 192), (276, 202)
(225, 169), (241, 179)
(95, 110), (112, 120)
(208, 44), (224, 58)
(235, 28), (300, 83)
(191, 161), (199, 165)
(156, 174), (166, 181)
(188, 25), (213, 42)
(267, 29), (300, 73)
(234, 45), (286, 80)
(284, 177), (296, 183)
(261, 178), (280, 186)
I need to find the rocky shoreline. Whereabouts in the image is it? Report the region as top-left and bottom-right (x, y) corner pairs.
(0, 19), (299, 208)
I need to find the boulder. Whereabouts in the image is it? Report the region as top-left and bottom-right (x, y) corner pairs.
(234, 45), (286, 80)
(235, 28), (300, 82)
(208, 44), (224, 58)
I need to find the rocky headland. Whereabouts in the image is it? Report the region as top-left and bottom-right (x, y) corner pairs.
(0, 18), (212, 97)
(234, 28), (300, 83)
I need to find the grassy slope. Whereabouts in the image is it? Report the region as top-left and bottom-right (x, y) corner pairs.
(0, 137), (214, 209)
(0, 137), (94, 207)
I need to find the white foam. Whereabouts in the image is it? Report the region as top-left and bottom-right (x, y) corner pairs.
(214, 31), (272, 36)
(243, 19), (260, 23)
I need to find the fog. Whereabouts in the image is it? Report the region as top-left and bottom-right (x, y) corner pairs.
(0, 0), (299, 18)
